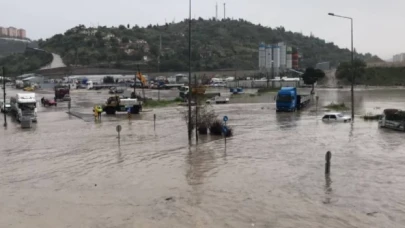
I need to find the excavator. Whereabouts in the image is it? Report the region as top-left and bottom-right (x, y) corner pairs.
(131, 67), (147, 100)
(136, 72), (147, 87)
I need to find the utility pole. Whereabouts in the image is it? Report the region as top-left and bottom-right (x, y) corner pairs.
(350, 18), (354, 120)
(158, 34), (162, 101)
(137, 65), (145, 101)
(271, 46), (275, 82)
(133, 70), (136, 98)
(188, 0), (192, 141)
(158, 34), (162, 73)
(195, 74), (198, 143)
(216, 2), (218, 20)
(223, 3), (226, 19)
(2, 67), (7, 127)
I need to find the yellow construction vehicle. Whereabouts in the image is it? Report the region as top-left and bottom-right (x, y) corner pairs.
(23, 86), (35, 91)
(136, 72), (147, 87)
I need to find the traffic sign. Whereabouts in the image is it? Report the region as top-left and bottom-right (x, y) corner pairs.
(222, 126), (228, 134)
(116, 125), (122, 133)
(223, 116), (228, 122)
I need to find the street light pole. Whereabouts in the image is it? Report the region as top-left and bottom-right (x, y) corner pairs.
(2, 67), (7, 127)
(188, 0), (192, 141)
(328, 13), (355, 120)
(350, 18), (354, 120)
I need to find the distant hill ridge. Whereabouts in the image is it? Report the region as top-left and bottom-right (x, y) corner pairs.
(34, 18), (381, 71)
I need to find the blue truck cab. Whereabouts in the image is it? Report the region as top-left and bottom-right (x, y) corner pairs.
(276, 87), (310, 112)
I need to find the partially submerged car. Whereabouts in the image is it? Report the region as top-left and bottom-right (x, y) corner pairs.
(378, 109), (405, 131)
(322, 112), (351, 123)
(109, 87), (125, 94)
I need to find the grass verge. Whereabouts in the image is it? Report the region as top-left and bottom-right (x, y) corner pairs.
(323, 102), (350, 111)
(257, 87), (280, 93)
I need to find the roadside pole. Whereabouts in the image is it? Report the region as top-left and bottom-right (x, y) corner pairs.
(195, 74), (198, 143)
(223, 116), (228, 146)
(153, 114), (156, 131)
(2, 67), (7, 127)
(137, 65), (146, 102)
(158, 85), (160, 101)
(133, 70), (136, 98)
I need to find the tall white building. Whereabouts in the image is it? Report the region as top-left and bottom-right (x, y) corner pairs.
(7, 27), (17, 37)
(0, 26), (7, 36)
(393, 53), (405, 62)
(286, 46), (292, 69)
(258, 43), (266, 69)
(265, 45), (273, 69)
(278, 42), (287, 69)
(258, 42), (293, 76)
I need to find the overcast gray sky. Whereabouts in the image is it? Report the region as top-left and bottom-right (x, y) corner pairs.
(2, 0), (404, 59)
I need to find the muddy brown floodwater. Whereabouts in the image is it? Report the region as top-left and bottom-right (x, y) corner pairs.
(1, 88), (405, 228)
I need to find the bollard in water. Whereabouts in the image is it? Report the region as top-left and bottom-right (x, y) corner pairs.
(68, 100), (71, 113)
(153, 114), (156, 130)
(325, 151), (332, 174)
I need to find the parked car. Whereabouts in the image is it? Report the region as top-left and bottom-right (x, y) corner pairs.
(130, 82), (143, 88)
(109, 87), (125, 94)
(41, 97), (57, 107)
(0, 100), (11, 113)
(63, 94), (71, 101)
(211, 82), (226, 87)
(206, 96), (229, 104)
(322, 112), (351, 122)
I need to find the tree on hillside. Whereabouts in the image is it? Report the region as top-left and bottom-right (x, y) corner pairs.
(302, 67), (325, 94)
(122, 37), (129, 44)
(336, 58), (366, 84)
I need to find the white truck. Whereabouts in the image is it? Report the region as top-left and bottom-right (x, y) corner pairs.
(10, 93), (38, 123)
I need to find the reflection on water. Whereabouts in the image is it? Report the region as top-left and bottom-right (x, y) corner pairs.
(324, 174), (333, 204)
(276, 112), (299, 130)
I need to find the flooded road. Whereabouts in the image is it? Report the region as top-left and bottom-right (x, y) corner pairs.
(1, 88), (405, 228)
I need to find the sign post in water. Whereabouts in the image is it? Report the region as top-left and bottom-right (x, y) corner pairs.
(116, 125), (122, 140)
(154, 114), (156, 130)
(222, 116), (229, 145)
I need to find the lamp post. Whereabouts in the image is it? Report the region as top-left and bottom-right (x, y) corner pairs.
(328, 12), (354, 120)
(2, 67), (7, 127)
(188, 0), (192, 141)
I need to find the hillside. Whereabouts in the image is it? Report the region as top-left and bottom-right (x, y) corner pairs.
(0, 48), (52, 76)
(0, 38), (37, 58)
(39, 18), (381, 72)
(362, 67), (405, 86)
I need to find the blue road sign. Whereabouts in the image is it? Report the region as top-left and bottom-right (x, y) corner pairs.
(222, 126), (228, 134)
(223, 116), (228, 122)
